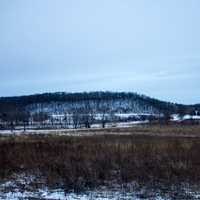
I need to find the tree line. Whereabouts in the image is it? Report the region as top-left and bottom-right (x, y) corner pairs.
(0, 92), (199, 131)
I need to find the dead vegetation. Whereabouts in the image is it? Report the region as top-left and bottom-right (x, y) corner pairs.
(0, 125), (200, 191)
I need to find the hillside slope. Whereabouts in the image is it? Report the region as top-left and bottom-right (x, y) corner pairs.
(0, 91), (198, 115)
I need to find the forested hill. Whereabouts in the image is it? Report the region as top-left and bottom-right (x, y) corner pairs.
(0, 92), (199, 115)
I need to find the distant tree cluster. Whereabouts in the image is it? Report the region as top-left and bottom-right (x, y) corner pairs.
(0, 102), (30, 131)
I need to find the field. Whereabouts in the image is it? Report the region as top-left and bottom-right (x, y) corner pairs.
(1, 125), (200, 199)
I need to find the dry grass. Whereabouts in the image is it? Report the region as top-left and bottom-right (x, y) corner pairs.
(1, 125), (200, 191)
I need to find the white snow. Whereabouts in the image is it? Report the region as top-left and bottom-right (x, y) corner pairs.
(183, 115), (200, 120)
(171, 114), (200, 121)
(1, 185), (199, 200)
(0, 121), (149, 135)
(1, 173), (200, 200)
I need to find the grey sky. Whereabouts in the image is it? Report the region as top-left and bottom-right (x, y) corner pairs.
(0, 0), (199, 104)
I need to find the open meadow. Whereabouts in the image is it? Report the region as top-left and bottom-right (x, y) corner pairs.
(1, 125), (200, 199)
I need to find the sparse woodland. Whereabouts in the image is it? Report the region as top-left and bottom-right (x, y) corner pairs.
(0, 92), (199, 131)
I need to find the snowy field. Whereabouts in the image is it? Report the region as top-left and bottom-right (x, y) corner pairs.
(0, 121), (149, 135)
(0, 114), (199, 136)
(1, 173), (200, 200)
(1, 122), (200, 199)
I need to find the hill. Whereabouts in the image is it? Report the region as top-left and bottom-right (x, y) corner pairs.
(0, 91), (198, 114)
(0, 92), (199, 130)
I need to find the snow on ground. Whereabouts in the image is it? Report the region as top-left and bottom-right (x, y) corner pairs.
(183, 115), (200, 120)
(115, 113), (160, 117)
(0, 174), (157, 200)
(0, 190), (166, 200)
(1, 180), (200, 200)
(0, 121), (148, 135)
(108, 121), (149, 128)
(171, 114), (200, 121)
(1, 173), (200, 200)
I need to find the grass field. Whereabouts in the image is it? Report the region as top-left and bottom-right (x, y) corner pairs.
(1, 125), (200, 195)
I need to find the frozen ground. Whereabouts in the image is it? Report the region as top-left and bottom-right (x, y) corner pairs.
(0, 121), (148, 135)
(1, 114), (199, 136)
(171, 114), (200, 121)
(1, 173), (200, 200)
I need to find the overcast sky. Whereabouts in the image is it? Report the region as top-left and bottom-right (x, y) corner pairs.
(0, 0), (199, 104)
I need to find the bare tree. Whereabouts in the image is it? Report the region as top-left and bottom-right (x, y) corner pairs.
(162, 111), (171, 125)
(80, 101), (95, 129)
(17, 111), (30, 132)
(63, 111), (71, 129)
(70, 108), (81, 129)
(178, 106), (186, 121)
(32, 112), (49, 128)
(99, 101), (110, 128)
(0, 104), (19, 132)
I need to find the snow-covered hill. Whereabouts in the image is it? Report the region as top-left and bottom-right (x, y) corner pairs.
(0, 92), (199, 127)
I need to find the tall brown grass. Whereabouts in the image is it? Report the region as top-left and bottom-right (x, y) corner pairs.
(0, 129), (200, 191)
